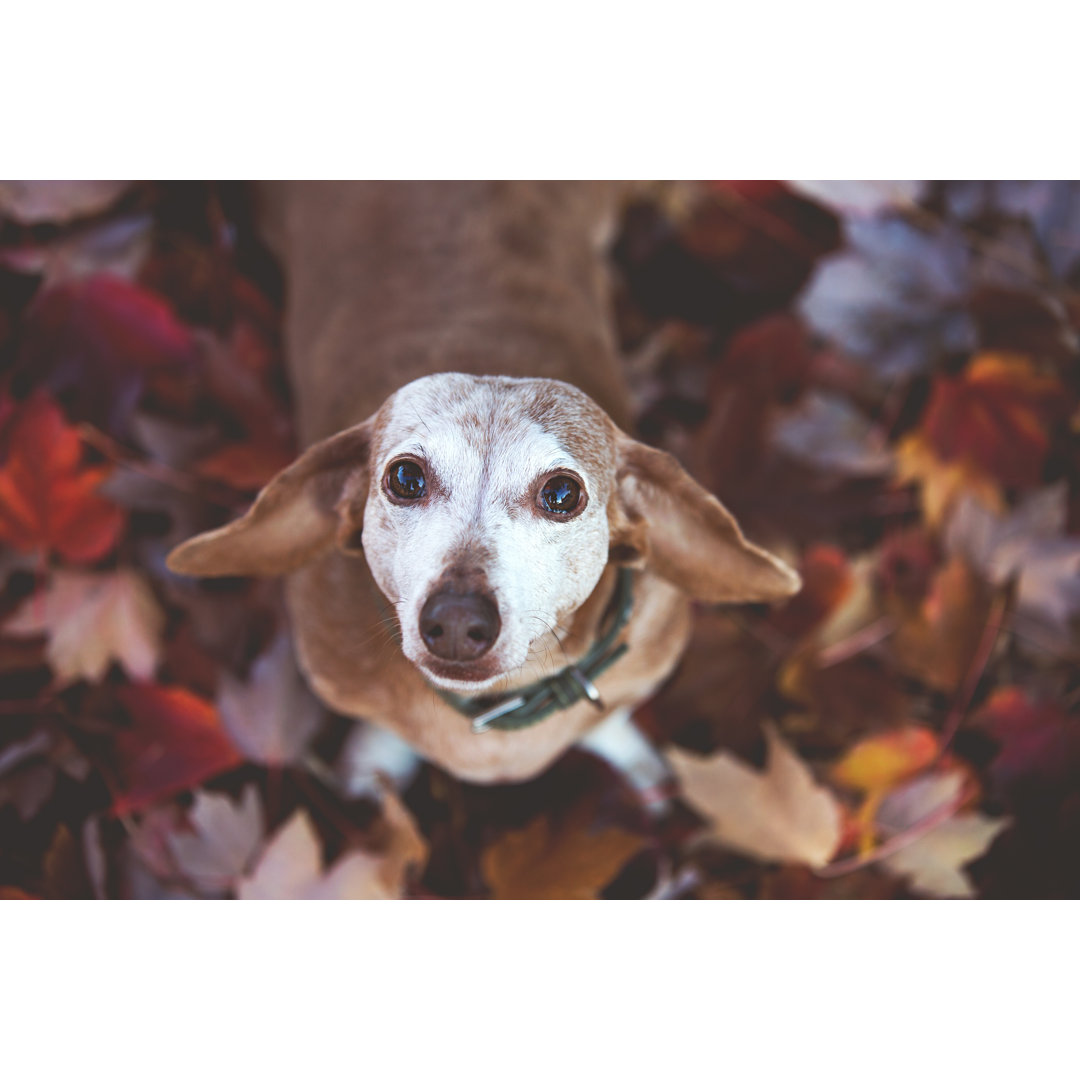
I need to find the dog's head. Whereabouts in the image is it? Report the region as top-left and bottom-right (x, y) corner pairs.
(167, 374), (799, 692)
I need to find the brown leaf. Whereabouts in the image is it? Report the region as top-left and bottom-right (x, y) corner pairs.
(887, 556), (995, 692)
(482, 810), (645, 900)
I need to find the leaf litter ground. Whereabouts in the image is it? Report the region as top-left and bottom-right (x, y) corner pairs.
(1, 180), (1079, 899)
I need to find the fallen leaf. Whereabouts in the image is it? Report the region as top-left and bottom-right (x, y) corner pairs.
(881, 814), (1008, 898)
(772, 391), (893, 477)
(481, 811), (645, 900)
(0, 392), (125, 563)
(167, 786), (264, 896)
(4, 569), (164, 684)
(887, 556), (995, 692)
(895, 432), (1004, 530)
(111, 683), (243, 815)
(799, 216), (974, 381)
(217, 632), (324, 766)
(194, 441), (295, 491)
(789, 181), (925, 217)
(920, 353), (1065, 491)
(832, 726), (940, 795)
(17, 274), (197, 436)
(237, 810), (392, 900)
(0, 181), (132, 225)
(669, 725), (842, 868)
(974, 688), (1080, 801)
(947, 488), (1080, 641)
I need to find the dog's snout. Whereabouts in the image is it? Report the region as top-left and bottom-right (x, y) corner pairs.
(419, 590), (501, 661)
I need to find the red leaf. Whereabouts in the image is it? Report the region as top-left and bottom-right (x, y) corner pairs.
(0, 392), (125, 563)
(18, 274), (196, 435)
(767, 545), (852, 640)
(920, 354), (1066, 490)
(975, 688), (1080, 799)
(110, 684), (243, 815)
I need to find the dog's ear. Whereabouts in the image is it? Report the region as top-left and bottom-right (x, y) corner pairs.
(166, 420), (374, 578)
(610, 434), (800, 604)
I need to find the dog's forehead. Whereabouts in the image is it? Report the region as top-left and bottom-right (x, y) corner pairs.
(376, 374), (615, 486)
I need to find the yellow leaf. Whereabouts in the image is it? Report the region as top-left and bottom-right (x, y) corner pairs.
(832, 726), (939, 794)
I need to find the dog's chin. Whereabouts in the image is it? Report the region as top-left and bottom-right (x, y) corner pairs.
(412, 656), (516, 694)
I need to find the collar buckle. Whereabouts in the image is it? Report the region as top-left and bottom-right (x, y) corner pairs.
(471, 695), (528, 733)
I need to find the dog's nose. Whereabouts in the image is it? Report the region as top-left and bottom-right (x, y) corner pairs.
(419, 590), (501, 661)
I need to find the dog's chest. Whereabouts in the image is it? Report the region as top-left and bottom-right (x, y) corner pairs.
(285, 552), (692, 783)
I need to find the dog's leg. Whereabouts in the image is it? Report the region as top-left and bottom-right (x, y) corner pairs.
(579, 707), (676, 816)
(338, 721), (423, 799)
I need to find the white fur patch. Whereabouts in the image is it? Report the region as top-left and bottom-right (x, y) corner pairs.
(361, 374), (612, 691)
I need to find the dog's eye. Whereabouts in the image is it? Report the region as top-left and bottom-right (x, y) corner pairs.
(386, 460), (427, 501)
(538, 475), (582, 516)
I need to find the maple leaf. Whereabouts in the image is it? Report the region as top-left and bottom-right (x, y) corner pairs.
(194, 441), (295, 492)
(111, 684), (243, 815)
(0, 392), (125, 563)
(217, 632), (325, 767)
(4, 569), (164, 684)
(875, 772), (1008, 898)
(0, 181), (133, 225)
(771, 391), (893, 477)
(920, 353), (1065, 491)
(798, 216), (974, 381)
(789, 181), (926, 217)
(669, 725), (842, 868)
(974, 688), (1080, 801)
(167, 786), (264, 896)
(832, 727), (940, 795)
(895, 433), (1004, 530)
(886, 556), (995, 693)
(237, 810), (394, 900)
(946, 487), (1080, 647)
(481, 810), (645, 900)
(17, 274), (197, 436)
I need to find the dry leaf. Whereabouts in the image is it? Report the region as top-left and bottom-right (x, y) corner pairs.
(217, 632), (324, 766)
(482, 811), (644, 900)
(882, 815), (1008, 898)
(0, 181), (132, 225)
(669, 725), (842, 868)
(874, 770), (1007, 897)
(237, 810), (392, 900)
(167, 786), (264, 896)
(5, 569), (164, 684)
(789, 181), (925, 216)
(832, 726), (940, 794)
(888, 556), (995, 692)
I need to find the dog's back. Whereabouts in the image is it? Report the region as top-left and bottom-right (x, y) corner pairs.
(256, 181), (632, 442)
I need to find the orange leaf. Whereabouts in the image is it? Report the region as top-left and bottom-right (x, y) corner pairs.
(920, 353), (1065, 491)
(0, 392), (124, 562)
(832, 726), (939, 794)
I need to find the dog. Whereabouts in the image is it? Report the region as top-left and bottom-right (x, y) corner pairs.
(167, 182), (799, 792)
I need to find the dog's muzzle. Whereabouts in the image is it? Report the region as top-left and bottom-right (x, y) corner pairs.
(419, 589), (501, 661)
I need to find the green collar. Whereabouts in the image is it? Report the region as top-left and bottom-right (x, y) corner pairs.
(435, 568), (636, 734)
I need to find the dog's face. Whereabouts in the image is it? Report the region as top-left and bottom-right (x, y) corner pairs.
(167, 373), (800, 692)
(358, 375), (616, 691)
